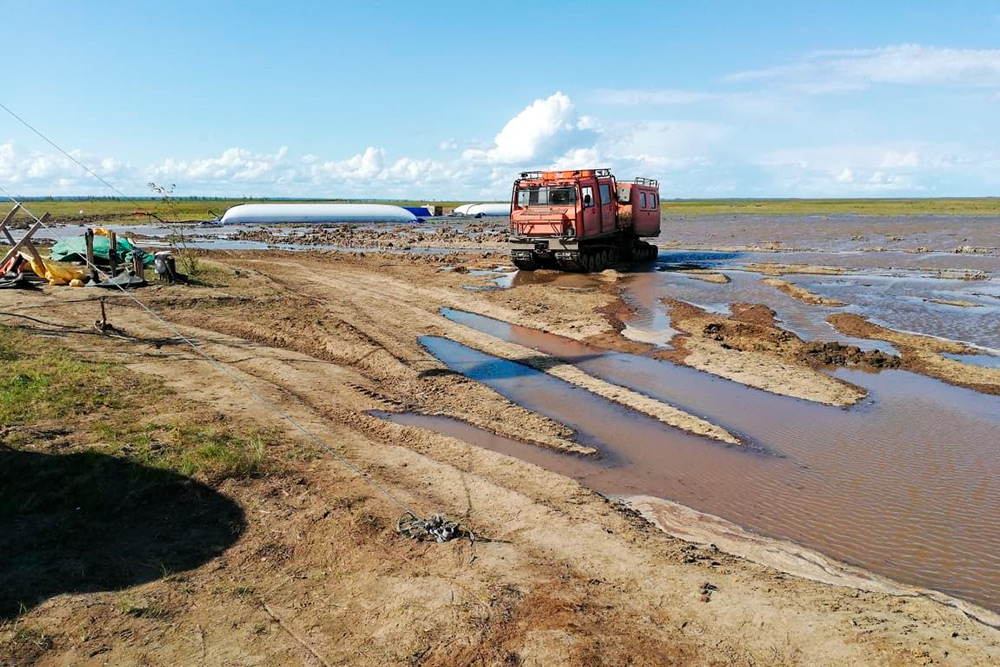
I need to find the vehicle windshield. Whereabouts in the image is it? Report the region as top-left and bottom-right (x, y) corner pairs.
(516, 186), (577, 208)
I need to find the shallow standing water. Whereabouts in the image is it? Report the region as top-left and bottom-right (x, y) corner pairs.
(642, 250), (1000, 352)
(409, 311), (1000, 611)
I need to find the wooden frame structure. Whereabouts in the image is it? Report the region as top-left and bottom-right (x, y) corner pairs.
(0, 204), (49, 270)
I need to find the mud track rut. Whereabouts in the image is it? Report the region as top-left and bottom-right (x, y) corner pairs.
(172, 259), (740, 446)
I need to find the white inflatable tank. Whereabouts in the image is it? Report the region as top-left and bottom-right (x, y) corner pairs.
(456, 203), (510, 217)
(221, 203), (418, 224)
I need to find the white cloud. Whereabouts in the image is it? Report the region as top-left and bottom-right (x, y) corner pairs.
(463, 92), (598, 164)
(834, 167), (854, 183)
(0, 140), (130, 188)
(549, 148), (602, 170)
(728, 44), (1000, 92)
(151, 146), (292, 182)
(880, 150), (920, 168)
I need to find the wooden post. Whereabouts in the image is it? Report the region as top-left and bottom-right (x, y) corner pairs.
(22, 239), (45, 270)
(85, 229), (98, 283)
(0, 204), (21, 245)
(108, 231), (118, 277)
(24, 213), (52, 270)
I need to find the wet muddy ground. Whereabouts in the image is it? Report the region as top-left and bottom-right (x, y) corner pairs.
(8, 211), (1000, 664)
(33, 213), (1000, 611)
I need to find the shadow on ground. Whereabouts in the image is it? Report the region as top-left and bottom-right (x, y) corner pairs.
(0, 446), (245, 619)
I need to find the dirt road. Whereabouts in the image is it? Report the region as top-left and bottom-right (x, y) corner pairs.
(2, 250), (999, 666)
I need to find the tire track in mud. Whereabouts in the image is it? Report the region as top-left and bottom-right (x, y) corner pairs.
(265, 262), (741, 445)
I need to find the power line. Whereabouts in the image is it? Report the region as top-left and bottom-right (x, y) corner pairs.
(0, 101), (153, 212)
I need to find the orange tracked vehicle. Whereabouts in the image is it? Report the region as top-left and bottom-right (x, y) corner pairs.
(508, 168), (659, 272)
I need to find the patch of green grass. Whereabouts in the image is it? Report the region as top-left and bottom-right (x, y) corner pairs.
(661, 197), (1000, 217)
(0, 326), (137, 427)
(172, 428), (267, 481)
(0, 324), (273, 482)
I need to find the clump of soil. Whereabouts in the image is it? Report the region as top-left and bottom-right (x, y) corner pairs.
(924, 298), (980, 307)
(729, 303), (778, 327)
(797, 341), (899, 369)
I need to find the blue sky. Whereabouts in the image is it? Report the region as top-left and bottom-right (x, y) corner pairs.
(3, 0), (1000, 198)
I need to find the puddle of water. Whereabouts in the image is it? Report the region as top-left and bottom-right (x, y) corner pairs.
(621, 322), (677, 348)
(372, 411), (605, 472)
(942, 353), (1000, 369)
(432, 309), (1000, 611)
(619, 277), (679, 348)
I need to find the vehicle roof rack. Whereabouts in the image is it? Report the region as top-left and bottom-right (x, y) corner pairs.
(633, 177), (659, 187)
(518, 168), (613, 180)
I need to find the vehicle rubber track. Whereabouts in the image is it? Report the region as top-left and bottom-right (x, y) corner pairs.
(512, 255), (538, 271)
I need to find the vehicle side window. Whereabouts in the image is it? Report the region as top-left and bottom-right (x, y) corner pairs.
(581, 186), (594, 208)
(599, 184), (610, 205)
(640, 192), (647, 208)
(652, 193), (658, 208)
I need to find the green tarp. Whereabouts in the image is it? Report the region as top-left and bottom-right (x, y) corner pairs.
(50, 235), (154, 267)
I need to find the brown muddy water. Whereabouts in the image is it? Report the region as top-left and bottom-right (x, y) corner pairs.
(401, 312), (1000, 611)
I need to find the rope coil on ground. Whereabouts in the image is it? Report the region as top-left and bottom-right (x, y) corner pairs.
(396, 511), (469, 543)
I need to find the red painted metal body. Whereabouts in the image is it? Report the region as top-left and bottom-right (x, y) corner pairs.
(507, 168), (660, 271)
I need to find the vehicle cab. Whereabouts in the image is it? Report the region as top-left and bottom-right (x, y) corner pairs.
(510, 168), (618, 241)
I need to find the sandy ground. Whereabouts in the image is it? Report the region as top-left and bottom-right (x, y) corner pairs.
(3, 251), (1000, 665)
(654, 299), (877, 406)
(678, 269), (732, 284)
(741, 263), (850, 276)
(829, 313), (1000, 395)
(761, 278), (847, 307)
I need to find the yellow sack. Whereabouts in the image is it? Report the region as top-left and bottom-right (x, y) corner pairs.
(26, 254), (88, 286)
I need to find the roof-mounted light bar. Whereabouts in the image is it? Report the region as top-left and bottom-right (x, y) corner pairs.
(518, 168), (613, 180)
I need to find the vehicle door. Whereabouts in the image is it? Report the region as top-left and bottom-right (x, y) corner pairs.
(598, 181), (615, 234)
(579, 181), (600, 237)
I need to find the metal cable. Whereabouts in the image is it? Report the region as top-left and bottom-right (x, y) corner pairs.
(0, 185), (422, 519)
(0, 101), (156, 215)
